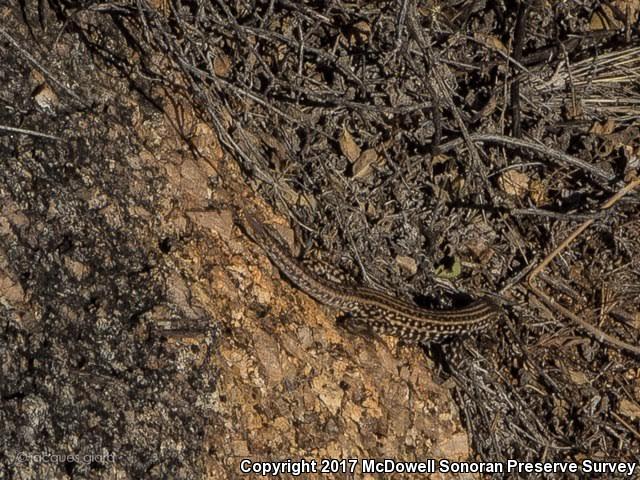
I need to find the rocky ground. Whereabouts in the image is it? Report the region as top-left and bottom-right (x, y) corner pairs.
(1, 1), (639, 479)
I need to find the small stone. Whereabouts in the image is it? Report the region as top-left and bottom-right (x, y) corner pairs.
(396, 255), (417, 275)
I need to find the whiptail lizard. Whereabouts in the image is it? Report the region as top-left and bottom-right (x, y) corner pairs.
(242, 212), (500, 342)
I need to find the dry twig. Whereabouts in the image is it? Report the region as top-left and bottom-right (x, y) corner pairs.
(527, 178), (640, 356)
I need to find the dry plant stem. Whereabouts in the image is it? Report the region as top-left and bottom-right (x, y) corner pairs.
(510, 1), (529, 138)
(0, 125), (62, 141)
(512, 208), (603, 221)
(610, 411), (640, 441)
(527, 178), (640, 356)
(440, 133), (614, 181)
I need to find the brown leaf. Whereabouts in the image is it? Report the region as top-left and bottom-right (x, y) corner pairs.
(619, 399), (640, 420)
(589, 5), (624, 30)
(498, 170), (530, 198)
(213, 53), (232, 78)
(352, 148), (379, 179)
(590, 118), (616, 135)
(350, 21), (371, 44)
(568, 369), (589, 385)
(339, 128), (361, 162)
(474, 32), (508, 53)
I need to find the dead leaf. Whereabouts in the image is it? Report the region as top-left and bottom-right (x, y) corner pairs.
(590, 9), (608, 30)
(568, 369), (589, 385)
(615, 0), (640, 23)
(213, 53), (232, 78)
(339, 128), (361, 162)
(590, 118), (616, 135)
(352, 148), (379, 179)
(619, 399), (640, 420)
(474, 32), (508, 53)
(350, 20), (371, 44)
(498, 170), (530, 198)
(590, 5), (624, 30)
(297, 192), (317, 210)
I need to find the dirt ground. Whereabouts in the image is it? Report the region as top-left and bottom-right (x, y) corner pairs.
(1, 1), (639, 479)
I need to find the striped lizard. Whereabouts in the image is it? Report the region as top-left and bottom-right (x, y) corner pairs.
(241, 212), (500, 342)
